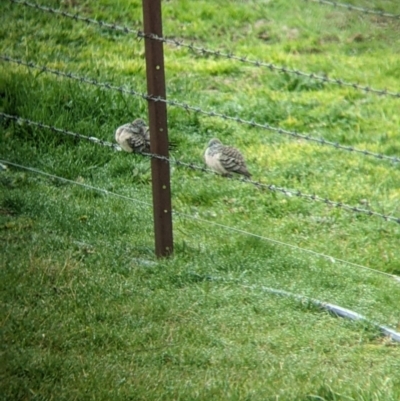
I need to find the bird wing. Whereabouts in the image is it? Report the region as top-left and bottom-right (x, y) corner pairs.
(126, 133), (146, 153)
(115, 123), (147, 153)
(220, 146), (251, 177)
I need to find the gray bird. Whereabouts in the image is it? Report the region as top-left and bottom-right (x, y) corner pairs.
(204, 138), (251, 178)
(115, 118), (150, 153)
(115, 118), (175, 153)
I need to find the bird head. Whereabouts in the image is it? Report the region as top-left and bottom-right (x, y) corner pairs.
(207, 138), (222, 147)
(131, 118), (147, 128)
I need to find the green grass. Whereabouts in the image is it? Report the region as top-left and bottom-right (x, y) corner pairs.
(1, 0), (400, 400)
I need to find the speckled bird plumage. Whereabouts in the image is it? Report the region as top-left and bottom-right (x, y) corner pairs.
(204, 138), (251, 178)
(115, 118), (150, 153)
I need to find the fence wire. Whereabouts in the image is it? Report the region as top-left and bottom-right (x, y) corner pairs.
(303, 0), (400, 19)
(4, 1), (400, 325)
(2, 112), (400, 225)
(8, 0), (400, 99)
(1, 158), (399, 283)
(3, 158), (400, 342)
(138, 33), (400, 99)
(1, 112), (122, 151)
(2, 55), (400, 165)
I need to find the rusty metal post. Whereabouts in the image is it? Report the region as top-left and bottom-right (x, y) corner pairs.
(142, 0), (173, 257)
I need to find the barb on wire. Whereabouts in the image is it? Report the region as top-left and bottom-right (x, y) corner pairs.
(9, 0), (400, 99)
(1, 158), (399, 283)
(2, 55), (400, 165)
(2, 112), (399, 225)
(303, 0), (400, 19)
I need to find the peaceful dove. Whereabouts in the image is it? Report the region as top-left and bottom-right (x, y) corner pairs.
(204, 138), (251, 178)
(115, 118), (175, 153)
(115, 118), (149, 153)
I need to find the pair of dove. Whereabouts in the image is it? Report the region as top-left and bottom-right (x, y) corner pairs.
(115, 119), (251, 178)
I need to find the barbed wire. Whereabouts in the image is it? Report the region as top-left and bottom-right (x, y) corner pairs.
(2, 112), (400, 225)
(3, 157), (400, 338)
(303, 0), (400, 19)
(139, 33), (400, 99)
(8, 0), (400, 99)
(3, 160), (399, 344)
(2, 55), (400, 165)
(1, 158), (399, 282)
(0, 112), (122, 151)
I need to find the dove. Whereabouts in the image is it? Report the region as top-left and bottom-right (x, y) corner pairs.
(115, 118), (175, 153)
(115, 118), (149, 153)
(204, 138), (251, 178)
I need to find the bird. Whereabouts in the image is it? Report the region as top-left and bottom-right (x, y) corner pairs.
(115, 118), (150, 153)
(115, 118), (175, 153)
(204, 138), (251, 178)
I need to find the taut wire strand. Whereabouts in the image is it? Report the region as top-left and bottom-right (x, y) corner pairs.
(1, 112), (400, 225)
(8, 0), (400, 98)
(1, 158), (399, 282)
(303, 0), (400, 19)
(1, 56), (399, 164)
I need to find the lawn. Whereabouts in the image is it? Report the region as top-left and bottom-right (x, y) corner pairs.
(1, 0), (400, 400)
